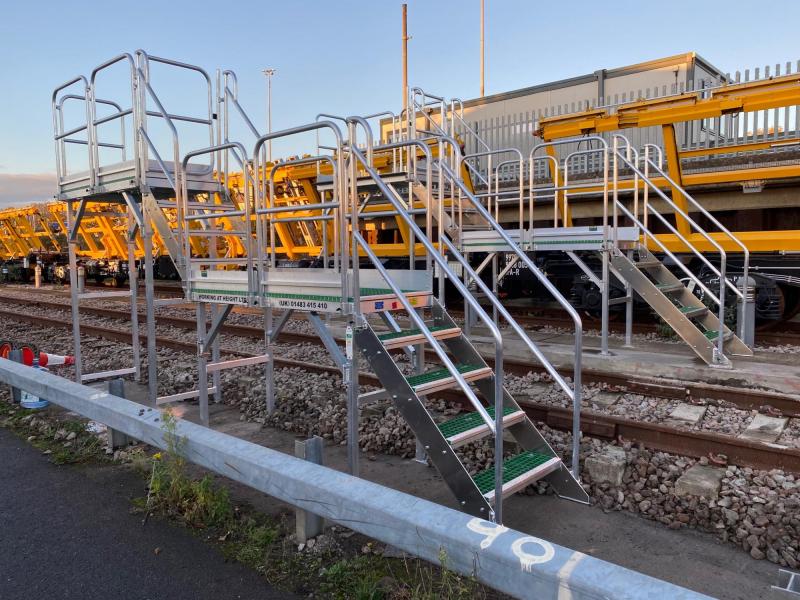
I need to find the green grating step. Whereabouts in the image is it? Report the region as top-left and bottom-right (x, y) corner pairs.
(704, 329), (725, 341)
(377, 325), (450, 341)
(438, 406), (517, 439)
(679, 305), (707, 318)
(656, 282), (684, 293)
(405, 364), (484, 388)
(472, 451), (555, 495)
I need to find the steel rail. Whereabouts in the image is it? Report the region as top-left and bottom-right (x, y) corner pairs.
(1, 306), (797, 478)
(0, 295), (796, 414)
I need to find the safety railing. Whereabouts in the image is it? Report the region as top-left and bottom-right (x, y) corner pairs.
(640, 143), (750, 344)
(253, 121), (348, 292)
(461, 148), (524, 227)
(531, 136), (610, 232)
(347, 140), (510, 519)
(611, 135), (735, 362)
(435, 156), (583, 480)
(180, 142), (254, 286)
(52, 75), (92, 190)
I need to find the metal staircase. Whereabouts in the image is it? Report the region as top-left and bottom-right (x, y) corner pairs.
(357, 297), (586, 518)
(610, 246), (751, 365)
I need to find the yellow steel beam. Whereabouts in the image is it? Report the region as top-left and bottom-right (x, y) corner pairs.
(538, 73), (800, 140)
(651, 230), (800, 253)
(662, 124), (690, 236)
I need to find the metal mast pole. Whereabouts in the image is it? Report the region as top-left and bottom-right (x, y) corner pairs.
(402, 3), (409, 115)
(480, 0), (485, 97)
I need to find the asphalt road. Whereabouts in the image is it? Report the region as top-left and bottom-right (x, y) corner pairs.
(0, 428), (290, 600)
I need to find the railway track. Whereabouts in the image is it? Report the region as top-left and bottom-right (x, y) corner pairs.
(1, 292), (797, 415)
(0, 297), (799, 475)
(452, 305), (800, 347)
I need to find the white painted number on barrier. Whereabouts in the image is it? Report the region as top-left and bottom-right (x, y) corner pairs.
(467, 518), (509, 549)
(467, 518), (555, 571)
(512, 536), (556, 571)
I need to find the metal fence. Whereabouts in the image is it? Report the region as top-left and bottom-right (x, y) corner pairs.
(454, 59), (800, 183)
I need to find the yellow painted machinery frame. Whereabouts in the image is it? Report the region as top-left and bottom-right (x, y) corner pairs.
(535, 73), (800, 252)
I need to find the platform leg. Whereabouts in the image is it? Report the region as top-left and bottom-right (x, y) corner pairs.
(197, 302), (209, 427)
(738, 276), (756, 348)
(623, 249), (633, 348)
(210, 304), (222, 404)
(143, 218), (157, 407)
(346, 321), (359, 477)
(67, 203), (82, 383)
(264, 306), (275, 416)
(128, 235), (141, 382)
(601, 249), (610, 356)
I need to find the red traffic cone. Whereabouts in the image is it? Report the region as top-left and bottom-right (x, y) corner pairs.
(31, 351), (75, 367)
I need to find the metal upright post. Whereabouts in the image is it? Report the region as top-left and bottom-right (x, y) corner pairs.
(67, 202), (82, 382)
(346, 319), (359, 477)
(143, 214), (157, 406)
(738, 276), (756, 347)
(210, 304), (222, 405)
(295, 436), (325, 542)
(264, 306), (275, 415)
(127, 226), (141, 382)
(197, 302), (209, 426)
(623, 250), (633, 348)
(108, 378), (133, 449)
(346, 141), (360, 477)
(413, 307), (427, 464)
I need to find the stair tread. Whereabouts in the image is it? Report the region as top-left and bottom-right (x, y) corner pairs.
(704, 329), (731, 341)
(656, 282), (684, 292)
(377, 325), (451, 341)
(438, 406), (518, 439)
(679, 305), (707, 316)
(405, 364), (485, 388)
(472, 451), (555, 495)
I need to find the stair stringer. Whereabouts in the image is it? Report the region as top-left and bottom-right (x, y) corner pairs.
(431, 301), (589, 504)
(142, 190), (183, 272)
(611, 252), (720, 365)
(355, 325), (494, 519)
(636, 248), (752, 358)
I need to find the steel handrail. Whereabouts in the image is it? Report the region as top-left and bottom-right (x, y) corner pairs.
(349, 140), (508, 515)
(136, 50), (215, 173)
(52, 76), (91, 188)
(612, 146), (730, 360)
(435, 159), (583, 478)
(531, 136), (609, 235)
(612, 148), (729, 292)
(642, 153), (749, 303)
(264, 155), (339, 269)
(253, 121), (346, 298)
(182, 142), (254, 293)
(463, 149), (521, 205)
(348, 144), (502, 434)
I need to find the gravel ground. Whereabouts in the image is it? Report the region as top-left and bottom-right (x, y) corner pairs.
(3, 309), (800, 568)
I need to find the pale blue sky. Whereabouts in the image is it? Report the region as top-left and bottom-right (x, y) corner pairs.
(0, 0), (798, 204)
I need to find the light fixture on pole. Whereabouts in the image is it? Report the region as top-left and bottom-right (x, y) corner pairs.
(262, 68), (277, 162)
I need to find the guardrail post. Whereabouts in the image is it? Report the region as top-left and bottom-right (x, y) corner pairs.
(738, 276), (756, 348)
(107, 378), (133, 449)
(8, 349), (22, 403)
(295, 436), (324, 543)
